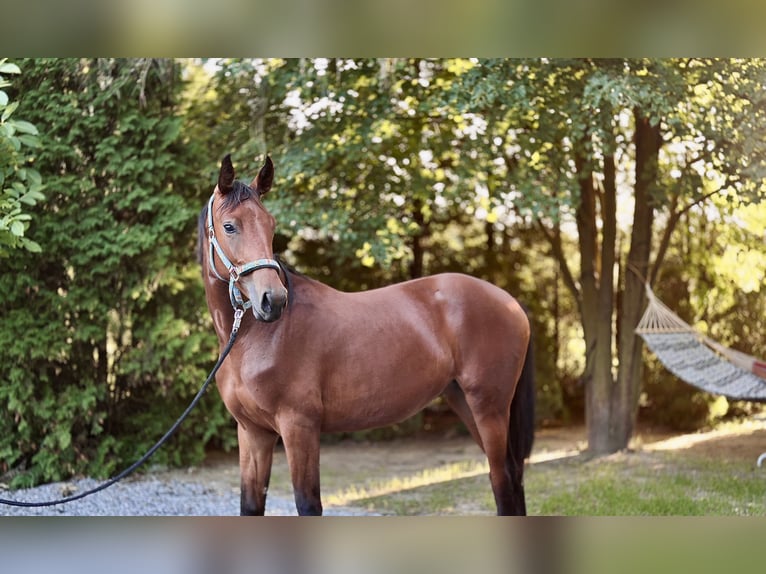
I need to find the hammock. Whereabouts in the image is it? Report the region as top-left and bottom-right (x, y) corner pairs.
(635, 283), (766, 401)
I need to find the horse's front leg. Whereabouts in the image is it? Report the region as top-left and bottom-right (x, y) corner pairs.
(239, 424), (279, 516)
(281, 420), (323, 516)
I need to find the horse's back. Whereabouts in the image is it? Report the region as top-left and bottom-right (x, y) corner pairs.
(341, 272), (528, 361)
(416, 273), (528, 335)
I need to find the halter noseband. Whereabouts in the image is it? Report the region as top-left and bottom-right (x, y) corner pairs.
(206, 193), (282, 311)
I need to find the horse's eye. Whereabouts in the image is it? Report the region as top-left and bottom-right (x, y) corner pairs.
(223, 223), (237, 234)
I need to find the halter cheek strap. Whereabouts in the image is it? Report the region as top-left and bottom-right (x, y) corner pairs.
(207, 194), (282, 311)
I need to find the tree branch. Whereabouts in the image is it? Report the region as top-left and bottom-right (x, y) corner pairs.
(650, 175), (737, 284)
(536, 218), (581, 305)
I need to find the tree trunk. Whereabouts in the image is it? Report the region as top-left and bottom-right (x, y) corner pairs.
(540, 111), (663, 456)
(592, 151), (619, 454)
(577, 143), (621, 455)
(574, 147), (615, 454)
(612, 110), (661, 449)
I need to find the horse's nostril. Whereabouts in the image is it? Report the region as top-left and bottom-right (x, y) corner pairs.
(256, 287), (287, 321)
(261, 291), (273, 314)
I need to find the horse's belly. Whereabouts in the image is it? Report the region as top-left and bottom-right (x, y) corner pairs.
(318, 364), (452, 433)
(314, 294), (459, 432)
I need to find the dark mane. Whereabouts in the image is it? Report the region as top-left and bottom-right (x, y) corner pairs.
(274, 255), (304, 279)
(275, 256), (304, 308)
(219, 180), (258, 212)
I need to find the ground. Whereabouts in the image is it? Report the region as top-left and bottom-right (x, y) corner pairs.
(159, 419), (766, 515)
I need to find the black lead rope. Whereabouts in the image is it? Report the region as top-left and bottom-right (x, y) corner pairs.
(0, 310), (243, 509)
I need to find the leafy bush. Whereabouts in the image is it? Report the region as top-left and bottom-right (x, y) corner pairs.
(0, 58), (44, 256)
(0, 59), (235, 488)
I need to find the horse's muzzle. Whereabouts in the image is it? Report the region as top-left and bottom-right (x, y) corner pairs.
(255, 286), (288, 322)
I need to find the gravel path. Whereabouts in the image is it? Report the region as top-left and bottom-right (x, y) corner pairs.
(0, 476), (373, 516)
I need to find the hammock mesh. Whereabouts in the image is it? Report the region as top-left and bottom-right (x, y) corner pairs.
(636, 284), (766, 401)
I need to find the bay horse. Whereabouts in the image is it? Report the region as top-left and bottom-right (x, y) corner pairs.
(198, 155), (535, 515)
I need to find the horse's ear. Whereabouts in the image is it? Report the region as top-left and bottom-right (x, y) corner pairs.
(218, 154), (235, 195)
(252, 156), (274, 196)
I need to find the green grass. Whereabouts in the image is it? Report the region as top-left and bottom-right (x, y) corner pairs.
(528, 451), (766, 516)
(328, 448), (766, 516)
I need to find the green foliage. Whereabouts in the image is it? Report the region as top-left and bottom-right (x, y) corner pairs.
(458, 58), (766, 439)
(0, 58), (44, 256)
(187, 59), (501, 279)
(0, 59), (233, 488)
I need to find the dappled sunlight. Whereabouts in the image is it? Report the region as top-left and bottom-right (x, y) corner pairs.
(528, 426), (587, 464)
(324, 459), (489, 507)
(525, 419), (766, 463)
(529, 445), (585, 464)
(642, 419), (766, 456)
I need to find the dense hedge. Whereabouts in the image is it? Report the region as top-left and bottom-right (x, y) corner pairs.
(0, 59), (235, 488)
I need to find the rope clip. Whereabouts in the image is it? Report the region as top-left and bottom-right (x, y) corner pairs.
(232, 308), (245, 333)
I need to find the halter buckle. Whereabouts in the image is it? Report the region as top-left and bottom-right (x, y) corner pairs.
(232, 308), (244, 333)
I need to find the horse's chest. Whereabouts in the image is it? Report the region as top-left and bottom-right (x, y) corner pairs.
(216, 358), (283, 428)
(225, 376), (280, 429)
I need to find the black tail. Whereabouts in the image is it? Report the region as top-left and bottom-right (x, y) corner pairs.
(510, 330), (535, 460)
(506, 315), (535, 515)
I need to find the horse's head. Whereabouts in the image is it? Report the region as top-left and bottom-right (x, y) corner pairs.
(208, 155), (288, 322)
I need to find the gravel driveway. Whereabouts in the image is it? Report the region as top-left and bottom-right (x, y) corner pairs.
(0, 476), (373, 516)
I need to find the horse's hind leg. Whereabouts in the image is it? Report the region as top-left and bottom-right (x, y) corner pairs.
(475, 411), (520, 515)
(445, 383), (524, 514)
(239, 424), (279, 516)
(442, 380), (483, 449)
(460, 389), (525, 516)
